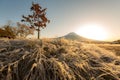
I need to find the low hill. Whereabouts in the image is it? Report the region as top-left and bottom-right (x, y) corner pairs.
(59, 32), (91, 41)
(59, 32), (109, 43)
(0, 39), (120, 80)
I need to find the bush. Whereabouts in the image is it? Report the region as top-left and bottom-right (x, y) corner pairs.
(0, 26), (16, 39)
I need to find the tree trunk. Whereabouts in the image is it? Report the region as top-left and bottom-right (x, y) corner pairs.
(38, 27), (40, 39)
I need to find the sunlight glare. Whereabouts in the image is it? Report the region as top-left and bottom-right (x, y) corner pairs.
(76, 24), (108, 41)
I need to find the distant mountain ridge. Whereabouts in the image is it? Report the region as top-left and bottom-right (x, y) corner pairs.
(59, 32), (91, 41)
(58, 32), (109, 43)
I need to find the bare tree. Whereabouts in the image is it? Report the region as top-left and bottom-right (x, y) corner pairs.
(17, 22), (34, 38)
(21, 2), (50, 39)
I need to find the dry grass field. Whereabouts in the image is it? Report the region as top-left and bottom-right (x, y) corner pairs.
(97, 43), (120, 56)
(0, 39), (120, 80)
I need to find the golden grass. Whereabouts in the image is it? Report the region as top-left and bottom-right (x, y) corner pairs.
(0, 39), (120, 80)
(98, 43), (120, 56)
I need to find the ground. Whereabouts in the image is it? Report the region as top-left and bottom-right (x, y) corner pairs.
(0, 39), (120, 80)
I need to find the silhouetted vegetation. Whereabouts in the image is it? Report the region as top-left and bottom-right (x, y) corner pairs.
(0, 22), (34, 39)
(113, 40), (120, 44)
(21, 2), (50, 39)
(0, 25), (16, 39)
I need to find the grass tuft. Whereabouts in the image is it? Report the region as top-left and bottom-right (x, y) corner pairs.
(0, 39), (120, 80)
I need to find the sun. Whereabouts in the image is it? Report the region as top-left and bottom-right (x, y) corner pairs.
(76, 24), (108, 41)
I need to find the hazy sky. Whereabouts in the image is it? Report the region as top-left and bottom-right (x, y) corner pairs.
(0, 0), (120, 41)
